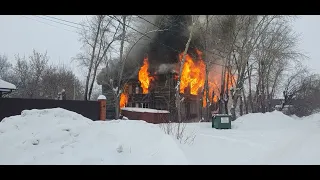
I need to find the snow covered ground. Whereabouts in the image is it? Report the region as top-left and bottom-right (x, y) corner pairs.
(0, 108), (187, 165)
(178, 111), (320, 165)
(1, 108), (320, 165)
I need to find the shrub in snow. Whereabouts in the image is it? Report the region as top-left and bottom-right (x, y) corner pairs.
(159, 122), (196, 145)
(31, 139), (40, 146)
(117, 145), (123, 153)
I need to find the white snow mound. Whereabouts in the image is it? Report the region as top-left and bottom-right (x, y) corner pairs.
(233, 110), (302, 130)
(0, 108), (188, 165)
(0, 79), (16, 90)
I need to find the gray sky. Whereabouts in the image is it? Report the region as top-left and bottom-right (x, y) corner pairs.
(293, 15), (320, 73)
(0, 15), (87, 77)
(0, 15), (319, 78)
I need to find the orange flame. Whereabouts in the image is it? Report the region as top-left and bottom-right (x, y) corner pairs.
(120, 92), (128, 108)
(136, 49), (237, 108)
(138, 56), (154, 94)
(179, 50), (206, 95)
(177, 49), (237, 108)
(120, 84), (129, 108)
(224, 70), (237, 92)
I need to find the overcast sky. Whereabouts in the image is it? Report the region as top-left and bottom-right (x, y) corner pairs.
(0, 15), (319, 78)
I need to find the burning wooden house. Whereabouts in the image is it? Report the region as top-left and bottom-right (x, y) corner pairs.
(119, 54), (203, 123)
(99, 49), (221, 123)
(97, 15), (235, 123)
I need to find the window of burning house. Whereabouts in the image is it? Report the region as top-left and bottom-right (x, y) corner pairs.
(154, 101), (166, 110)
(128, 84), (132, 94)
(190, 102), (197, 114)
(142, 103), (149, 108)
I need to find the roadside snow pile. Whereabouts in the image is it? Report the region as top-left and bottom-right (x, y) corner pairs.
(0, 108), (187, 165)
(178, 111), (320, 165)
(233, 110), (303, 130)
(299, 112), (320, 122)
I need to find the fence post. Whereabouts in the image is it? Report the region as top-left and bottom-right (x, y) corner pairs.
(97, 95), (107, 121)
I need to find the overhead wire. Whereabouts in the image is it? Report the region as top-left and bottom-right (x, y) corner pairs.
(20, 15), (78, 33)
(33, 15), (83, 30)
(107, 15), (181, 54)
(43, 15), (91, 29)
(24, 14), (228, 68)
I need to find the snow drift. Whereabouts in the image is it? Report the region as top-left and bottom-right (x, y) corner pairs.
(179, 110), (320, 165)
(0, 79), (16, 91)
(2, 108), (320, 165)
(0, 108), (188, 165)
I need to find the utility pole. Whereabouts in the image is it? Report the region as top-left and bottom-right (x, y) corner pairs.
(73, 78), (76, 100)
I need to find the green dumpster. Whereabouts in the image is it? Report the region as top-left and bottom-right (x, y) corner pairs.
(212, 114), (232, 129)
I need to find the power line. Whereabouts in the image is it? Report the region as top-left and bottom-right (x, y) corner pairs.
(33, 15), (119, 38)
(20, 15), (77, 33)
(107, 15), (180, 54)
(33, 15), (83, 30)
(42, 15), (120, 36)
(43, 15), (91, 29)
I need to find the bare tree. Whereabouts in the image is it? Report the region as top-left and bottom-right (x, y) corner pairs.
(0, 55), (12, 80)
(9, 50), (49, 98)
(229, 15), (277, 119)
(76, 15), (121, 100)
(251, 17), (305, 113)
(87, 20), (121, 100)
(176, 15), (196, 140)
(41, 65), (84, 100)
(290, 73), (320, 116)
(193, 15), (216, 121)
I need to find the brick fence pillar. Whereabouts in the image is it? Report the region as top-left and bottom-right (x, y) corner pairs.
(97, 95), (107, 121)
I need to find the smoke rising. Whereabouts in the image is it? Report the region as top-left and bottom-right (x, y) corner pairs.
(125, 15), (200, 71)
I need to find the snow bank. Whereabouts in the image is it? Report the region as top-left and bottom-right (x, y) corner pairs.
(0, 79), (16, 90)
(97, 95), (106, 100)
(121, 107), (169, 113)
(299, 112), (320, 122)
(0, 108), (187, 165)
(178, 111), (320, 165)
(232, 110), (302, 130)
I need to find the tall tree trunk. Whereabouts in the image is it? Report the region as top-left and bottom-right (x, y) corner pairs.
(115, 15), (127, 119)
(240, 96), (243, 116)
(204, 15), (210, 122)
(204, 62), (209, 121)
(261, 74), (266, 113)
(84, 17), (102, 101)
(176, 19), (195, 139)
(88, 65), (99, 100)
(225, 65), (230, 115)
(248, 65), (254, 113)
(242, 88), (248, 114)
(219, 58), (226, 114)
(114, 93), (120, 119)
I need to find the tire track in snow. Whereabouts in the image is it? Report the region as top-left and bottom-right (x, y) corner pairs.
(261, 128), (315, 165)
(198, 133), (266, 149)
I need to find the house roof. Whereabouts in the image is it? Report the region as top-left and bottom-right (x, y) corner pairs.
(0, 79), (16, 92)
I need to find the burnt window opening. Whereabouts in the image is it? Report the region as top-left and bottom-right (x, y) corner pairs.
(128, 84), (133, 94)
(141, 103), (149, 108)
